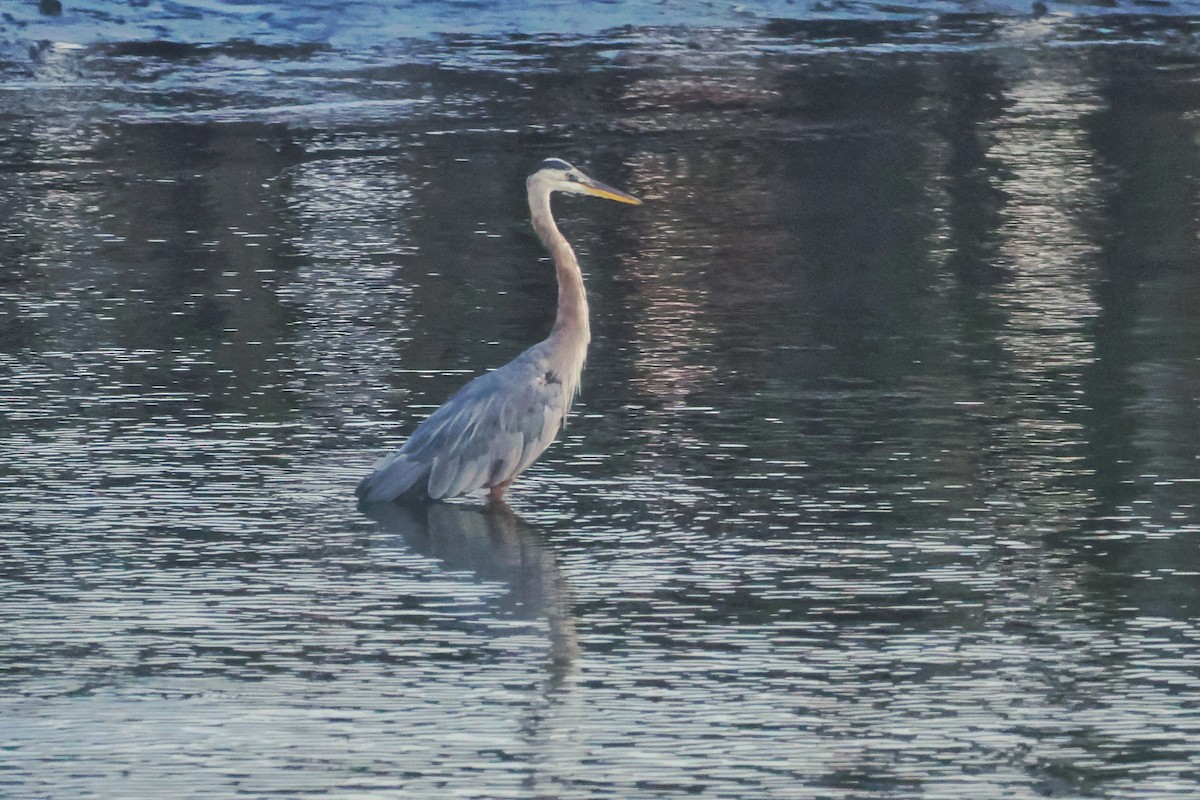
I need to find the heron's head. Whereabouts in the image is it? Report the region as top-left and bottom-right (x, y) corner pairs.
(528, 158), (642, 205)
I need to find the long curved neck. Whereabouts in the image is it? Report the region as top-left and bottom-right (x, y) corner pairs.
(529, 186), (590, 347)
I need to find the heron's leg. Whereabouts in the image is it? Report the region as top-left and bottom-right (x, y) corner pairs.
(487, 481), (511, 505)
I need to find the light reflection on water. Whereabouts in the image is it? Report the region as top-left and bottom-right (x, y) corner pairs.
(3, 9), (1200, 799)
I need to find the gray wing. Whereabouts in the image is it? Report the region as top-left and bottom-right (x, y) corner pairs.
(357, 346), (571, 502)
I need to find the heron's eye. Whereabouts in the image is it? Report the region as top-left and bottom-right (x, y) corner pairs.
(567, 173), (580, 183)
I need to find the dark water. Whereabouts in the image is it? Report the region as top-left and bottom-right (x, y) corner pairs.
(3, 2), (1200, 798)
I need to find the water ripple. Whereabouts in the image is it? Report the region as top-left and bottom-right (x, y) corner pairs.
(3, 12), (1200, 800)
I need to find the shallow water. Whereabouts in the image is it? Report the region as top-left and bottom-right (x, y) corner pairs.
(3, 3), (1200, 798)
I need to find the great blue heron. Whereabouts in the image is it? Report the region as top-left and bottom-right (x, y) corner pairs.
(356, 158), (641, 504)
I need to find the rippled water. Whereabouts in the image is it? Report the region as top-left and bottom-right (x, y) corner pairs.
(3, 3), (1200, 798)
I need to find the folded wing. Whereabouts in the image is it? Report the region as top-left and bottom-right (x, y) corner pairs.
(356, 347), (571, 503)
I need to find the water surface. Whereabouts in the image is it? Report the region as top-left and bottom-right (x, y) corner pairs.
(3, 3), (1200, 798)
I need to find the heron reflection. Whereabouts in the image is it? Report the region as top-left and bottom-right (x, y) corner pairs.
(361, 501), (579, 672)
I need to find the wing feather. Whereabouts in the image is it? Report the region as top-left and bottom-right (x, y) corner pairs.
(355, 451), (430, 502)
(358, 344), (572, 502)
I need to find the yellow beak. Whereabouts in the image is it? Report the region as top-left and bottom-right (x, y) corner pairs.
(580, 176), (642, 205)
